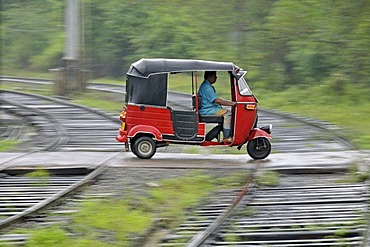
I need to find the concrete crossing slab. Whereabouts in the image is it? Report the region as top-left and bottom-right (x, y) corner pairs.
(1, 151), (369, 172)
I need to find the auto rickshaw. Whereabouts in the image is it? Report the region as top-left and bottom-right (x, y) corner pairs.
(116, 58), (272, 159)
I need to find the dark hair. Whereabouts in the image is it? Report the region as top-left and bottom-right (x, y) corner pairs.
(204, 71), (216, 80)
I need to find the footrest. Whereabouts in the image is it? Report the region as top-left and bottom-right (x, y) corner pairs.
(205, 125), (222, 141)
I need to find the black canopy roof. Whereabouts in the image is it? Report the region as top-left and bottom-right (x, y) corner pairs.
(127, 58), (238, 78)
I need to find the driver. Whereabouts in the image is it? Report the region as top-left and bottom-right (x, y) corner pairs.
(198, 71), (236, 143)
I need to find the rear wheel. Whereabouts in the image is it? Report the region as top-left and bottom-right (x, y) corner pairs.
(247, 137), (271, 160)
(132, 136), (156, 159)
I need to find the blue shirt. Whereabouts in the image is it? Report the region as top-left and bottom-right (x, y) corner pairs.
(198, 80), (222, 115)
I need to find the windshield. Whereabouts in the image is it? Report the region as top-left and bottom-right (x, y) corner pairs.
(238, 77), (252, 95)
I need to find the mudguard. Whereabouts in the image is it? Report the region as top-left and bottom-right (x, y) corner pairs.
(246, 128), (272, 142)
(128, 125), (163, 141)
(116, 129), (127, 142)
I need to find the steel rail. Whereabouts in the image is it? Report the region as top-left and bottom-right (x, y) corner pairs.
(186, 166), (257, 247)
(0, 91), (69, 151)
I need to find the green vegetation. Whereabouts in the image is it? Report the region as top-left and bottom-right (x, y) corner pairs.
(224, 232), (242, 243)
(3, 0), (369, 88)
(336, 163), (369, 183)
(25, 169), (50, 178)
(182, 146), (201, 154)
(143, 172), (215, 228)
(214, 171), (250, 188)
(0, 83), (53, 97)
(234, 207), (258, 218)
(71, 91), (122, 113)
(24, 169), (50, 186)
(22, 226), (111, 247)
(334, 228), (348, 238)
(73, 199), (152, 243)
(90, 77), (125, 85)
(257, 170), (280, 187)
(0, 139), (20, 152)
(26, 226), (70, 247)
(1, 70), (51, 80)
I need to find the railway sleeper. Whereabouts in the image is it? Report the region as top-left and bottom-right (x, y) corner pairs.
(212, 236), (363, 246)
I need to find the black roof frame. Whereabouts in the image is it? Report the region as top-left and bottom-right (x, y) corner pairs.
(127, 58), (239, 78)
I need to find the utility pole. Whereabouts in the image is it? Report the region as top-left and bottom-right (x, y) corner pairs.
(65, 0), (79, 62)
(52, 0), (86, 96)
(64, 0), (82, 94)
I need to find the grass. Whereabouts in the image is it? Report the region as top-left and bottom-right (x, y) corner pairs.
(0, 82), (52, 97)
(142, 171), (216, 228)
(24, 169), (50, 178)
(24, 169), (50, 186)
(71, 91), (123, 113)
(21, 225), (112, 247)
(2, 69), (51, 79)
(0, 139), (21, 152)
(91, 77), (125, 85)
(214, 171), (250, 188)
(336, 163), (369, 183)
(73, 199), (152, 243)
(257, 170), (280, 187)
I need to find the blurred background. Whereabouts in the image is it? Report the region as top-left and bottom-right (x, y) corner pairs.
(1, 0), (370, 148)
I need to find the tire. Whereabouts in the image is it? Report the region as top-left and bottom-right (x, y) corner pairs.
(130, 141), (137, 156)
(132, 136), (156, 159)
(247, 137), (271, 160)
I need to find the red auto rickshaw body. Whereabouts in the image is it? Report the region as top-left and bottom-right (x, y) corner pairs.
(116, 58), (272, 159)
(119, 104), (207, 142)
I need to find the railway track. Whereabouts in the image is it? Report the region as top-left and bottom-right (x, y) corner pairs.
(0, 75), (367, 246)
(1, 89), (121, 152)
(1, 164), (366, 246)
(0, 167), (257, 246)
(0, 152), (118, 245)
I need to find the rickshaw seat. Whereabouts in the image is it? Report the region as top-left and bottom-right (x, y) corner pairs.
(199, 115), (223, 124)
(191, 95), (223, 141)
(192, 95), (224, 124)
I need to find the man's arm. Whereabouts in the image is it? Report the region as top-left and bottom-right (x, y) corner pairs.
(214, 98), (236, 107)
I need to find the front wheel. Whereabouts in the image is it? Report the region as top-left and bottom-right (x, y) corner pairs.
(247, 137), (271, 160)
(132, 136), (156, 159)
